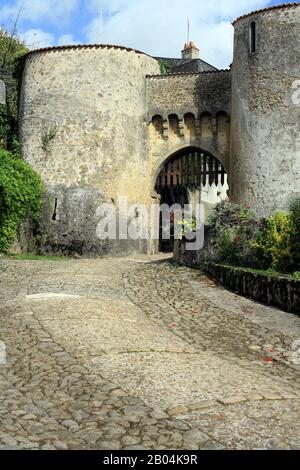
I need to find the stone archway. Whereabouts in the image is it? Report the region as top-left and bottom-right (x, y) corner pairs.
(153, 146), (229, 252)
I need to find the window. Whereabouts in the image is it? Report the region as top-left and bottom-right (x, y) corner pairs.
(250, 21), (257, 54)
(52, 198), (58, 221)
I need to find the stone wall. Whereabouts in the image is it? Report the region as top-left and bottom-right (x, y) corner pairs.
(18, 3), (300, 257)
(19, 45), (160, 256)
(146, 71), (231, 191)
(205, 263), (300, 314)
(230, 4), (300, 216)
(147, 71), (231, 115)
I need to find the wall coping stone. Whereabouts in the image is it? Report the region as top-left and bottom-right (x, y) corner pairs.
(233, 2), (300, 26)
(24, 43), (154, 60)
(146, 69), (231, 79)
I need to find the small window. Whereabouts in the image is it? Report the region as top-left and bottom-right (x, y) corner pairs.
(250, 21), (257, 54)
(52, 198), (58, 221)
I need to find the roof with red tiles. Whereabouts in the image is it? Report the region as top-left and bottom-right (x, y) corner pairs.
(25, 43), (153, 59)
(233, 2), (300, 25)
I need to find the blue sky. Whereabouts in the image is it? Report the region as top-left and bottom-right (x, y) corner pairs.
(0, 0), (298, 68)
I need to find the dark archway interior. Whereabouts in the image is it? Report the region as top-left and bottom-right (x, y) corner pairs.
(158, 186), (189, 253)
(155, 148), (227, 253)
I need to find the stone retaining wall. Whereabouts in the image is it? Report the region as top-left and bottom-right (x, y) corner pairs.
(205, 263), (300, 314)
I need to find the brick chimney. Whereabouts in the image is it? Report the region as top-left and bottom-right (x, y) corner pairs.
(181, 41), (200, 60)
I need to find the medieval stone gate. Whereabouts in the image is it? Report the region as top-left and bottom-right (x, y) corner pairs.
(154, 147), (229, 251)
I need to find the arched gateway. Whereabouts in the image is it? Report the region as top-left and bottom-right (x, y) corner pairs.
(154, 147), (229, 252)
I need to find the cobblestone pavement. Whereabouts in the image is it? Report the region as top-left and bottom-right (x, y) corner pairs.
(0, 255), (300, 450)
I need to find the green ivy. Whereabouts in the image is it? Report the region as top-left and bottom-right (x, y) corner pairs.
(0, 104), (9, 145)
(0, 29), (28, 150)
(158, 59), (171, 75)
(0, 148), (44, 252)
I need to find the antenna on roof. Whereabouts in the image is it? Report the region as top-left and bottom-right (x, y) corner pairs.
(100, 6), (103, 44)
(187, 17), (190, 44)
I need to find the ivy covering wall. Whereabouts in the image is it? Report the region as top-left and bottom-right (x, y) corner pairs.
(0, 29), (44, 252)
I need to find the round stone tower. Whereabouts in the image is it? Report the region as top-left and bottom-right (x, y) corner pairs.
(19, 45), (159, 255)
(230, 3), (300, 216)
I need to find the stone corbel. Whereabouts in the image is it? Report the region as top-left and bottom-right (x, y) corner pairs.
(179, 118), (185, 140)
(163, 119), (169, 141)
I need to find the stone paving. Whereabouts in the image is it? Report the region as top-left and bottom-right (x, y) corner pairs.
(0, 255), (300, 450)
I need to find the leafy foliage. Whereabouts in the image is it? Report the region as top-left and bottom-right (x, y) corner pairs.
(158, 59), (171, 75)
(251, 212), (294, 273)
(0, 30), (43, 253)
(0, 104), (9, 145)
(0, 28), (28, 149)
(41, 125), (59, 155)
(0, 148), (44, 251)
(0, 28), (28, 113)
(206, 201), (259, 266)
(205, 199), (300, 275)
(178, 217), (198, 239)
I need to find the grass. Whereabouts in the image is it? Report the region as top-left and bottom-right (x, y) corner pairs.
(218, 264), (300, 280)
(0, 252), (66, 262)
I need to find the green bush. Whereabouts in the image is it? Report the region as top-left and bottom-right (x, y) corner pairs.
(203, 200), (300, 275)
(206, 201), (259, 266)
(251, 212), (294, 273)
(0, 148), (44, 251)
(214, 226), (245, 266)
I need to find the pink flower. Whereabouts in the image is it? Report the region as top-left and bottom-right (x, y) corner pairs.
(263, 357), (273, 363)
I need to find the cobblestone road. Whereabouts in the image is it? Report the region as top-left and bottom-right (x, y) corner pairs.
(0, 255), (300, 450)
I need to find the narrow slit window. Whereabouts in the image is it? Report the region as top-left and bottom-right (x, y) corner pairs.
(52, 198), (58, 221)
(250, 21), (257, 54)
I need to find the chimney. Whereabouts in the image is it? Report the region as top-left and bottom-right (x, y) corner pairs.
(181, 41), (199, 60)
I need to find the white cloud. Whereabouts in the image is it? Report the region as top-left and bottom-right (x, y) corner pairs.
(0, 0), (79, 27)
(57, 34), (79, 46)
(85, 0), (271, 68)
(20, 28), (55, 49)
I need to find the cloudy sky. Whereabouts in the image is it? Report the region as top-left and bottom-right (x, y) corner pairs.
(0, 0), (297, 68)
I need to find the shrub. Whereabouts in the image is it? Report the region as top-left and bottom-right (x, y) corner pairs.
(206, 201), (259, 266)
(214, 226), (246, 266)
(251, 212), (294, 273)
(0, 148), (44, 251)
